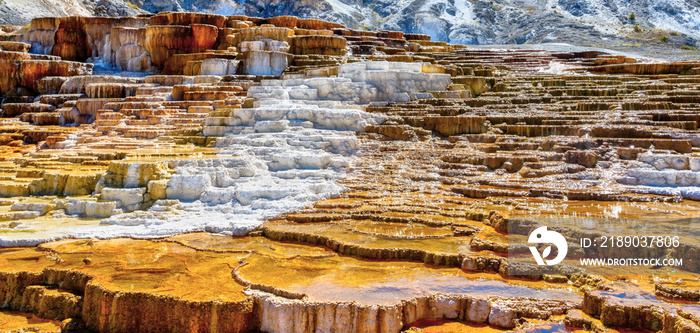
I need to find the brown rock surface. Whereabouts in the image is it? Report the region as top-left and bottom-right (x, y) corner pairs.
(144, 24), (219, 69)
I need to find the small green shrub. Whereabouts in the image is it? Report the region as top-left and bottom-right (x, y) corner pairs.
(629, 12), (635, 21)
(633, 25), (641, 32)
(661, 36), (669, 42)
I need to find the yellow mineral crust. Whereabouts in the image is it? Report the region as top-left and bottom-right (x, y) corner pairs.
(0, 235), (583, 332)
(0, 309), (62, 332)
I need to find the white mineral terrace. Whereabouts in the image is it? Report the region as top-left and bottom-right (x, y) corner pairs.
(0, 62), (451, 246)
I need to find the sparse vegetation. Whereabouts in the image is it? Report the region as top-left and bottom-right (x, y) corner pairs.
(358, 8), (386, 31)
(126, 1), (139, 10)
(634, 25), (641, 32)
(680, 45), (698, 51)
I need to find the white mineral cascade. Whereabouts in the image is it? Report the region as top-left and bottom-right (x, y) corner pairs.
(0, 62), (451, 245)
(619, 152), (700, 199)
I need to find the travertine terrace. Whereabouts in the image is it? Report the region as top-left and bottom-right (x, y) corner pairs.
(0, 12), (698, 333)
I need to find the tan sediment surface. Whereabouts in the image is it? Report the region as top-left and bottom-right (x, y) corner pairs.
(0, 309), (62, 332)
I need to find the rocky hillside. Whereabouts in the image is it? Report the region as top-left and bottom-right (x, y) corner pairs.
(210, 0), (700, 47)
(0, 0), (145, 26)
(1, 0), (700, 51)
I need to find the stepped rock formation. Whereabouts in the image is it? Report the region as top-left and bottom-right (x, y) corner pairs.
(3, 0), (700, 57)
(0, 12), (698, 333)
